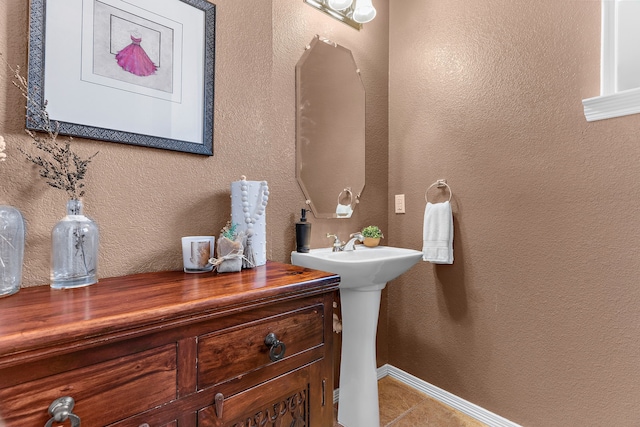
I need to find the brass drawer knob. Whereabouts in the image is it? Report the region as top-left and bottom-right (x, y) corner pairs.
(45, 396), (81, 427)
(264, 332), (286, 362)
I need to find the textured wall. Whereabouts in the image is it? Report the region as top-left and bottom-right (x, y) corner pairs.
(272, 0), (390, 374)
(389, 1), (640, 425)
(0, 0), (387, 289)
(0, 0), (274, 283)
(272, 0), (389, 256)
(0, 0), (388, 395)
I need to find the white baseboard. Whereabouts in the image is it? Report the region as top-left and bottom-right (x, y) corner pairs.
(333, 364), (521, 427)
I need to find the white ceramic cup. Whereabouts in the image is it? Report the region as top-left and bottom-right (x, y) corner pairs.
(181, 236), (215, 273)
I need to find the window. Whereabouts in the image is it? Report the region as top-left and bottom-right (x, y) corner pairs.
(582, 0), (640, 121)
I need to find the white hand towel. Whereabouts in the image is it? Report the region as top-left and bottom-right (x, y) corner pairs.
(336, 203), (353, 218)
(422, 201), (454, 264)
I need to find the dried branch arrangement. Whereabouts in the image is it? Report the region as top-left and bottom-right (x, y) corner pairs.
(5, 59), (98, 200)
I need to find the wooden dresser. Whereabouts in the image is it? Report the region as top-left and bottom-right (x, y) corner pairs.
(0, 262), (339, 427)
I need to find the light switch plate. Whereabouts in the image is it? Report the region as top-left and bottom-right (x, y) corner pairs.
(395, 194), (406, 214)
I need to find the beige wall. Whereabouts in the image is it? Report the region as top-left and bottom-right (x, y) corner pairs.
(271, 0), (390, 370)
(389, 1), (640, 425)
(0, 0), (389, 398)
(5, 0), (634, 425)
(0, 0), (388, 285)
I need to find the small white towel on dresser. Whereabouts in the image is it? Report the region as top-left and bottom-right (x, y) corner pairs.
(422, 201), (454, 264)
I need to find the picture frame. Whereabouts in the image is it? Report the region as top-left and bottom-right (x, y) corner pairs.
(27, 0), (216, 155)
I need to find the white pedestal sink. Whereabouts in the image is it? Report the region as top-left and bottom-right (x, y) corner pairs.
(291, 246), (422, 427)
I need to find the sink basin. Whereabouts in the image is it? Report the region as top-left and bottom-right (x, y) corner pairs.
(291, 246), (422, 291)
(291, 245), (422, 427)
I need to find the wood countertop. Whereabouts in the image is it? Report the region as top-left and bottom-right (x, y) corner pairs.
(0, 261), (339, 367)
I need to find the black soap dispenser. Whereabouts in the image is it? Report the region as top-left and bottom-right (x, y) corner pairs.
(296, 208), (312, 253)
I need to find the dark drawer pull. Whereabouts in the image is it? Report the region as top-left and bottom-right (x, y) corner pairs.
(264, 332), (286, 362)
(45, 396), (81, 427)
(215, 392), (224, 418)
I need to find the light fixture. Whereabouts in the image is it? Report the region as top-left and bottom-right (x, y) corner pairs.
(327, 0), (353, 11)
(304, 0), (377, 30)
(352, 0), (376, 23)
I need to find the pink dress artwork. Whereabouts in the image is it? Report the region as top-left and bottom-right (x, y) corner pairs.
(115, 35), (157, 77)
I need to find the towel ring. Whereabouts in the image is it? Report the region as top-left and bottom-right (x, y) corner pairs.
(425, 180), (452, 203)
(338, 188), (353, 206)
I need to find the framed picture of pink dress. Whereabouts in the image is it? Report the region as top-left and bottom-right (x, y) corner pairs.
(26, 0), (215, 156)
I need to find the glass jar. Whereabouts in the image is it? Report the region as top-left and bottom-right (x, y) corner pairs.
(0, 205), (25, 297)
(50, 199), (99, 289)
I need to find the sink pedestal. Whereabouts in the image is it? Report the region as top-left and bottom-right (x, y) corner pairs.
(338, 287), (383, 427)
(289, 246), (423, 427)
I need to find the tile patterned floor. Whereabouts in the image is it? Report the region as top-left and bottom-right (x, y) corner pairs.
(334, 376), (488, 427)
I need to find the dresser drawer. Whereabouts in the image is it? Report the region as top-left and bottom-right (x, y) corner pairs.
(197, 365), (312, 427)
(198, 304), (324, 389)
(0, 344), (177, 426)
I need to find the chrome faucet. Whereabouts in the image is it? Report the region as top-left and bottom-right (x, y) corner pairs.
(327, 232), (364, 251)
(342, 233), (364, 251)
(326, 234), (343, 252)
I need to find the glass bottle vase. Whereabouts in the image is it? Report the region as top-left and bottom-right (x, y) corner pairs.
(50, 199), (99, 289)
(0, 205), (25, 297)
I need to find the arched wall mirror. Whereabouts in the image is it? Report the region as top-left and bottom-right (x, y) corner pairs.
(296, 35), (366, 219)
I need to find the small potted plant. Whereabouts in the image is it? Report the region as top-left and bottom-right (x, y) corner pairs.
(361, 225), (384, 247)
